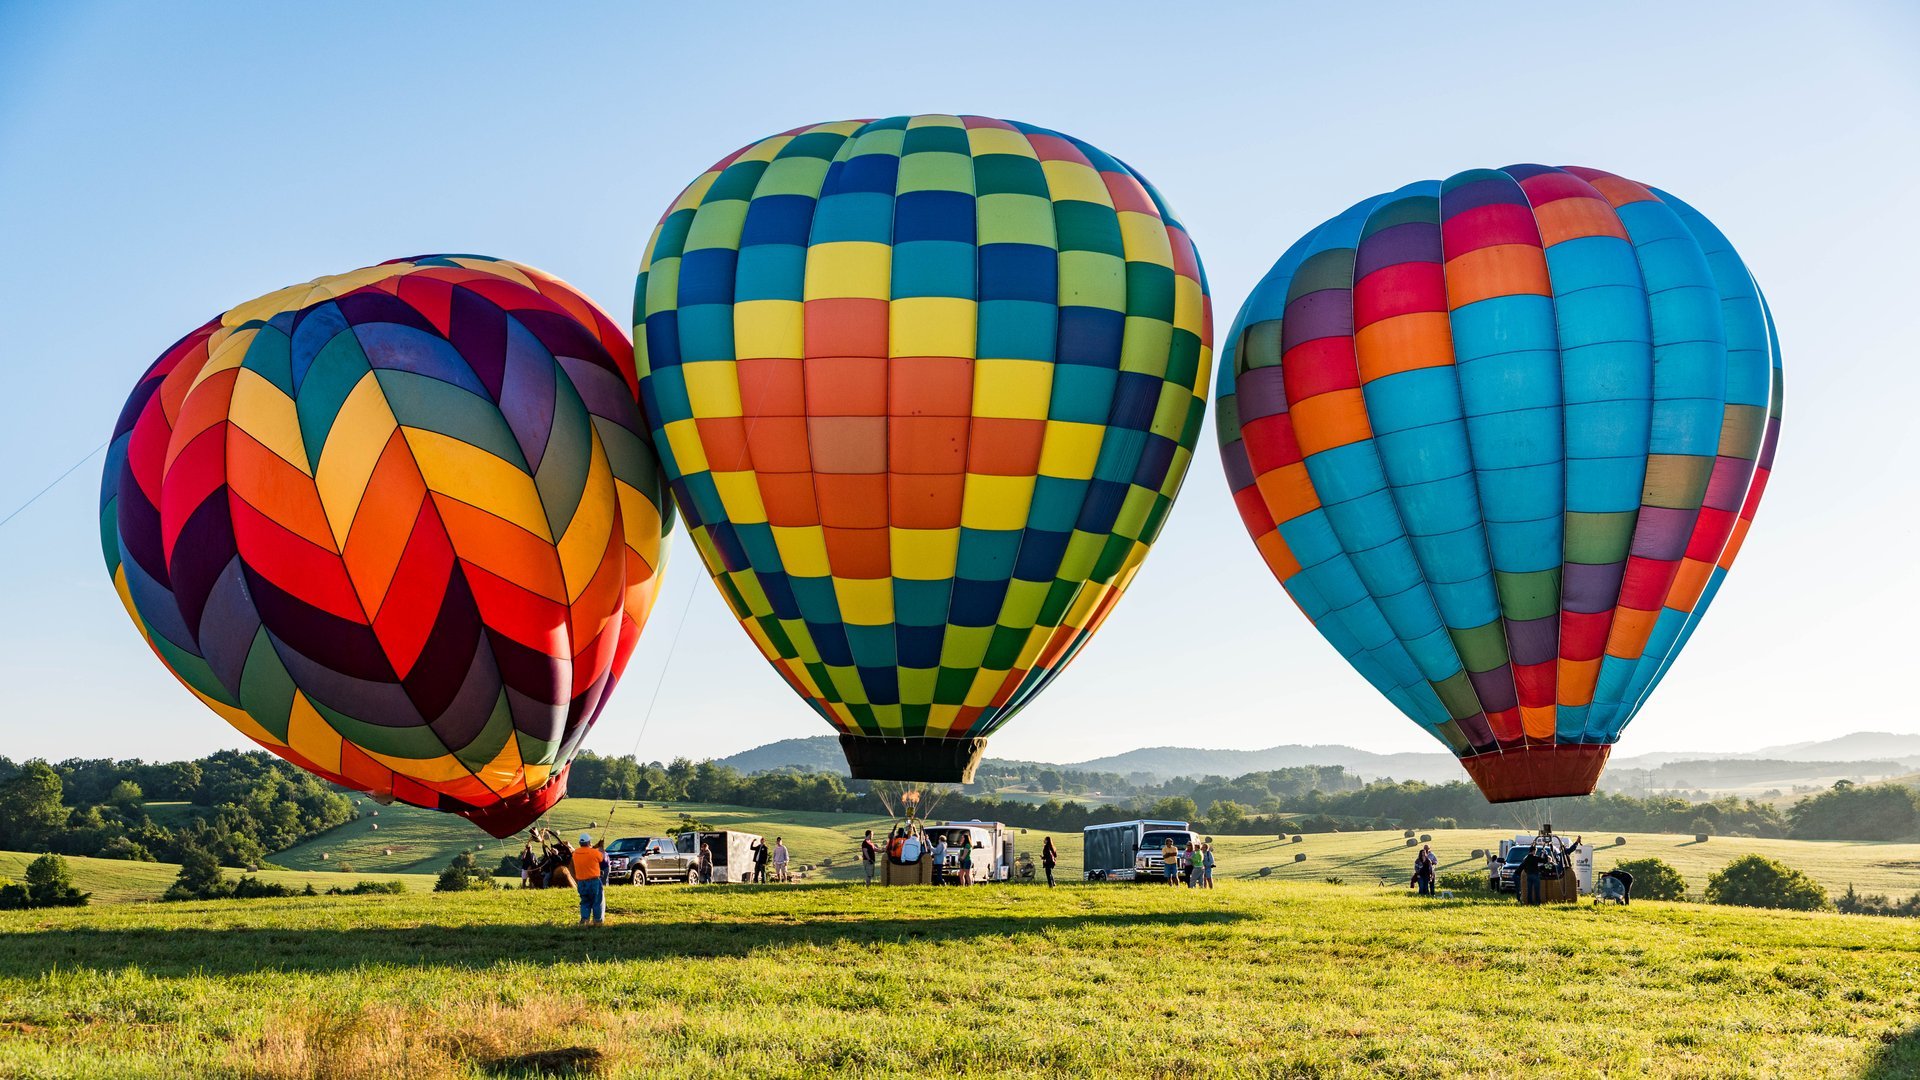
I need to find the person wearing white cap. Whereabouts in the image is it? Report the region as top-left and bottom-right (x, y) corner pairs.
(570, 832), (608, 925)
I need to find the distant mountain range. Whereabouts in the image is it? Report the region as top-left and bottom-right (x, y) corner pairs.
(716, 731), (1920, 785)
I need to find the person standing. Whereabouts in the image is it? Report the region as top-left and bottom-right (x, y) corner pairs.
(772, 837), (790, 883)
(570, 833), (608, 925)
(751, 838), (771, 883)
(519, 842), (534, 889)
(861, 829), (880, 886)
(1161, 837), (1179, 885)
(697, 842), (713, 885)
(958, 839), (974, 886)
(1201, 842), (1215, 889)
(1414, 844), (1437, 897)
(1183, 843), (1198, 888)
(1041, 836), (1058, 888)
(932, 836), (950, 886)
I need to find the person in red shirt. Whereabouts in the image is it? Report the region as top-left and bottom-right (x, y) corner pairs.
(570, 833), (608, 925)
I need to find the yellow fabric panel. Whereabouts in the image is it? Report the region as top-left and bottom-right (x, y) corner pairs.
(967, 126), (1037, 158)
(963, 668), (1007, 707)
(972, 359), (1053, 419)
(804, 241), (892, 301)
(890, 527), (960, 580)
(616, 482), (664, 565)
(682, 360), (743, 417)
(523, 762), (552, 790)
(772, 525), (830, 577)
(1174, 274), (1207, 337)
(1015, 622), (1055, 668)
(833, 576), (894, 625)
(556, 443), (617, 601)
(890, 297), (977, 357)
(1040, 159), (1109, 204)
(471, 731), (526, 795)
(1118, 211), (1175, 267)
(736, 134), (794, 164)
(711, 470), (769, 525)
(735, 300), (804, 360)
(362, 745), (472, 783)
(224, 264), (410, 327)
(923, 703), (963, 739)
(286, 692), (344, 775)
(661, 418), (710, 476)
(229, 368), (311, 475)
(961, 473), (1038, 530)
(1037, 420), (1104, 480)
(314, 371), (399, 546)
(668, 170), (720, 216)
(824, 700), (858, 731)
(405, 427), (551, 540)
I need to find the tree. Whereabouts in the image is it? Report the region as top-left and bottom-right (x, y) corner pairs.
(1037, 769), (1063, 793)
(1690, 816), (1716, 838)
(1206, 801), (1251, 832)
(24, 854), (89, 907)
(435, 850), (493, 892)
(1706, 855), (1829, 911)
(107, 779), (145, 814)
(1611, 857), (1687, 901)
(96, 836), (155, 862)
(164, 845), (232, 901)
(0, 762), (67, 849)
(1788, 782), (1920, 842)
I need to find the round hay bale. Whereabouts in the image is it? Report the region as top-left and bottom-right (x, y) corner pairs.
(1471, 848), (1486, 858)
(1258, 866), (1273, 877)
(1694, 834), (1709, 843)
(1419, 834), (1433, 843)
(1291, 835), (1303, 844)
(382, 848), (393, 856)
(1294, 852), (1307, 863)
(1405, 837), (1419, 847)
(1615, 836), (1627, 846)
(1403, 829), (1416, 838)
(320, 853), (329, 861)
(370, 823), (378, 831)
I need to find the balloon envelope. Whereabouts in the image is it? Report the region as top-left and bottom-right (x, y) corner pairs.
(637, 116), (1211, 781)
(1215, 167), (1781, 801)
(100, 255), (670, 836)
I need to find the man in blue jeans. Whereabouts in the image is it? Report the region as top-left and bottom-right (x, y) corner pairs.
(570, 833), (607, 925)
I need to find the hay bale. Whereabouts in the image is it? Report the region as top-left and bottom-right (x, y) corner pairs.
(1470, 849), (1486, 858)
(1615, 836), (1627, 846)
(1695, 834), (1709, 843)
(1258, 866), (1272, 877)
(320, 853), (329, 861)
(1294, 852), (1307, 863)
(370, 823), (378, 831)
(1403, 829), (1416, 838)
(1405, 837), (1419, 847)
(1419, 834), (1433, 843)
(1291, 835), (1303, 844)
(382, 848), (393, 856)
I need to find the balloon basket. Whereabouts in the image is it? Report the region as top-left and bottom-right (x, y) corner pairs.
(882, 858), (935, 887)
(839, 735), (987, 783)
(1460, 744), (1611, 803)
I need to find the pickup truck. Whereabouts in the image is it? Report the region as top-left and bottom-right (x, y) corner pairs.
(605, 836), (673, 885)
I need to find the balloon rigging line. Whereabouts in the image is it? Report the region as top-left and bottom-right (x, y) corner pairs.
(626, 573), (701, 761)
(0, 440), (107, 531)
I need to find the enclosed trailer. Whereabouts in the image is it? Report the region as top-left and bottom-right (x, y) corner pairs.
(921, 820), (1015, 883)
(687, 830), (762, 884)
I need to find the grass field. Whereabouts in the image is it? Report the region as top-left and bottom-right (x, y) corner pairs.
(0, 879), (1914, 1078)
(271, 799), (1920, 899)
(0, 851), (433, 904)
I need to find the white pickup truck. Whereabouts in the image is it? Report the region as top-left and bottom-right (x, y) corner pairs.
(1083, 820), (1197, 882)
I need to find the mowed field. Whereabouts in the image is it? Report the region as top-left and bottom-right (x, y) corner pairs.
(0, 880), (1915, 1079)
(269, 799), (1920, 898)
(0, 851), (433, 904)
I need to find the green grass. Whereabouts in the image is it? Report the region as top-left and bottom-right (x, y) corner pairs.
(0, 851), (432, 904)
(0, 880), (1914, 1078)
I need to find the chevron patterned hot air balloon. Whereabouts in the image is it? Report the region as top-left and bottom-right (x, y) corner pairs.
(99, 255), (670, 836)
(1216, 167), (1781, 802)
(637, 116), (1211, 782)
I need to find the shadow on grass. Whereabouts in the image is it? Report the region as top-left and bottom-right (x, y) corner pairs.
(1859, 1026), (1919, 1079)
(0, 908), (1247, 979)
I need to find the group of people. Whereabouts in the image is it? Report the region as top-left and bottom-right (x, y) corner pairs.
(1411, 843), (1437, 895)
(1159, 837), (1216, 888)
(516, 829), (612, 926)
(747, 836), (791, 883)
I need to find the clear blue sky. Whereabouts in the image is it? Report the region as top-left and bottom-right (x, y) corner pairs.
(3, 2), (1916, 766)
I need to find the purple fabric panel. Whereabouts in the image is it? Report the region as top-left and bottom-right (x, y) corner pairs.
(1235, 365), (1291, 422)
(1506, 615), (1558, 666)
(1469, 664), (1521, 713)
(1354, 221), (1441, 279)
(1563, 560), (1626, 614)
(1279, 289), (1354, 352)
(1630, 506), (1696, 561)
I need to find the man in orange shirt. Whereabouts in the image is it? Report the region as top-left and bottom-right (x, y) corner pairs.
(570, 833), (608, 925)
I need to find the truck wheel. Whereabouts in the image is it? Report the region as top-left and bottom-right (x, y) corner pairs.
(686, 869), (700, 885)
(636, 872), (651, 886)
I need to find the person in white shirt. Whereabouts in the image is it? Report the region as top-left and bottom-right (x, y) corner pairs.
(932, 837), (949, 885)
(772, 838), (790, 883)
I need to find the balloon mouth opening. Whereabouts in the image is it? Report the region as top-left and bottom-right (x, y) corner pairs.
(1459, 743), (1611, 803)
(456, 763), (572, 838)
(839, 734), (988, 784)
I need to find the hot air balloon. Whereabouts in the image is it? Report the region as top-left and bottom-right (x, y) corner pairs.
(637, 116), (1211, 781)
(1216, 167), (1781, 801)
(99, 255), (670, 836)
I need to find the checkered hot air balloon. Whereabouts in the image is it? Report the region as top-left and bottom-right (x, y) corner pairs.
(99, 255), (670, 836)
(637, 116), (1211, 782)
(1216, 167), (1782, 802)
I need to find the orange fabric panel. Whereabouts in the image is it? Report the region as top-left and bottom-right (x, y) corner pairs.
(889, 473), (965, 529)
(736, 357), (805, 417)
(743, 416), (813, 474)
(1288, 389), (1373, 456)
(967, 418), (1046, 475)
(1253, 529), (1301, 581)
(1355, 312), (1454, 382)
(1533, 197), (1629, 246)
(891, 356), (973, 416)
(806, 416), (886, 474)
(889, 416), (969, 473)
(1444, 244), (1551, 308)
(1556, 656), (1601, 706)
(823, 526), (891, 578)
(813, 474), (888, 528)
(757, 472), (822, 526)
(695, 416), (751, 471)
(1255, 461), (1321, 523)
(804, 298), (888, 357)
(803, 356), (888, 415)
